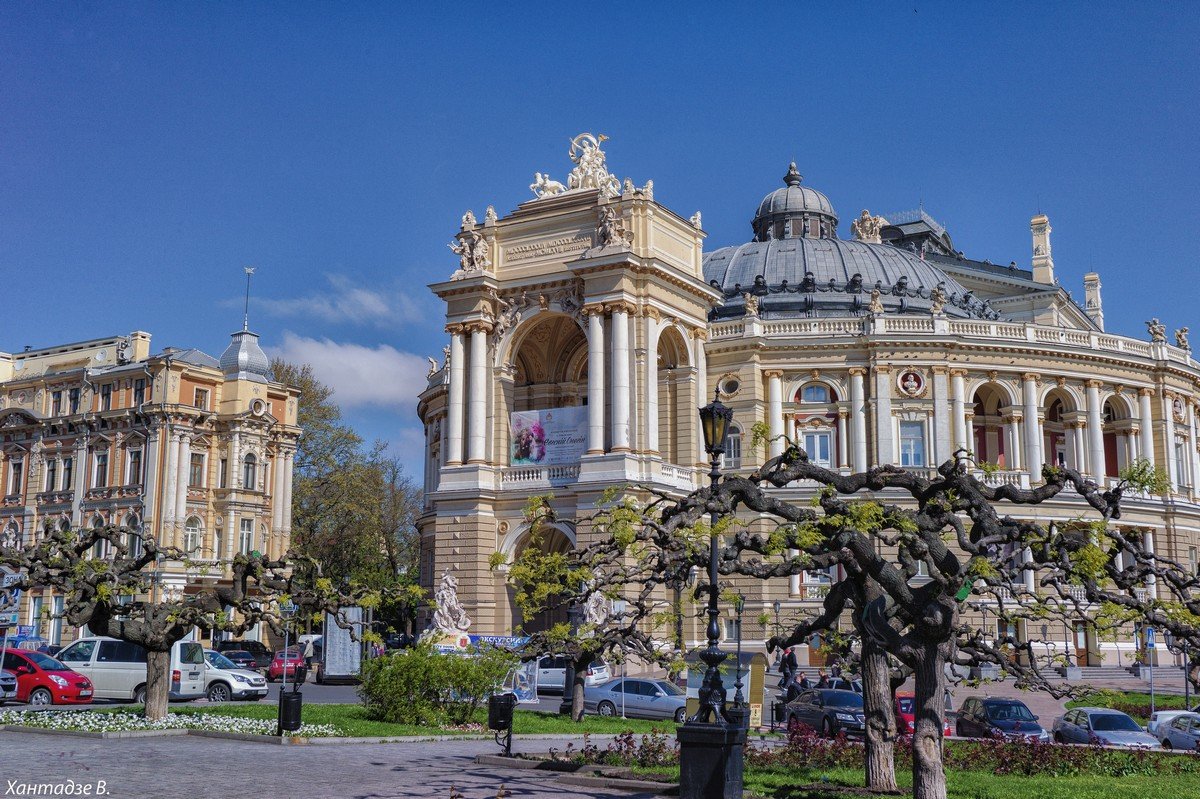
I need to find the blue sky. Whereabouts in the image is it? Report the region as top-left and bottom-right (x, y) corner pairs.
(3, 2), (1197, 480)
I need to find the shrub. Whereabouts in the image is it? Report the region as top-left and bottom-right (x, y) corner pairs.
(358, 641), (516, 726)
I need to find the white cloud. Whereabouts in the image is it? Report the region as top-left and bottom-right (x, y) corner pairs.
(257, 274), (424, 328)
(269, 332), (429, 411)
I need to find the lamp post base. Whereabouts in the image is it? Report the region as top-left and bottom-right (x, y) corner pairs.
(677, 721), (747, 799)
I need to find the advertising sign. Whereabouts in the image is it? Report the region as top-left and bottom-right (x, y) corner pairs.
(0, 566), (21, 628)
(322, 607), (364, 682)
(509, 406), (588, 466)
(507, 659), (539, 705)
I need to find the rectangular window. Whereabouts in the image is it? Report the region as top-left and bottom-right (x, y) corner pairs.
(9, 460), (23, 495)
(194, 388), (209, 410)
(724, 429), (742, 469)
(45, 460), (57, 492)
(1191, 547), (1198, 576)
(133, 379), (146, 406)
(238, 519), (254, 555)
(127, 450), (143, 485)
(30, 596), (44, 635)
(189, 453), (205, 487)
(802, 431), (832, 467)
(899, 421), (926, 467)
(219, 458), (228, 488)
(1174, 440), (1187, 487)
(68, 388), (80, 415)
(93, 453), (108, 488)
(51, 596), (63, 646)
(100, 384), (112, 412)
(723, 618), (741, 641)
(62, 457), (73, 491)
(51, 391), (63, 416)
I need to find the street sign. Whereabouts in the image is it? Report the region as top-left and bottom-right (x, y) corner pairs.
(0, 611), (18, 627)
(0, 565), (22, 629)
(1146, 627), (1156, 649)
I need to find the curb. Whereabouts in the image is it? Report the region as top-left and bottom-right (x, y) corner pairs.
(557, 773), (678, 795)
(475, 755), (678, 795)
(2, 726), (190, 739)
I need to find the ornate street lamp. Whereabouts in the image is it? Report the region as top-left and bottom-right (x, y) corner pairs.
(691, 388), (734, 725)
(732, 593), (746, 707)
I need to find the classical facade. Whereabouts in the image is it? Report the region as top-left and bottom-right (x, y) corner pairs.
(418, 136), (1200, 668)
(0, 327), (300, 646)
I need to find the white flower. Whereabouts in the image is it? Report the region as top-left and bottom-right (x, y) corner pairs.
(0, 709), (339, 737)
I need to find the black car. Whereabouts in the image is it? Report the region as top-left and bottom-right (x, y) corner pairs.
(221, 649), (260, 672)
(956, 697), (1050, 741)
(785, 689), (866, 738)
(216, 640), (272, 669)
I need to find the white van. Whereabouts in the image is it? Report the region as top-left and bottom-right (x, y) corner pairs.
(56, 637), (206, 703)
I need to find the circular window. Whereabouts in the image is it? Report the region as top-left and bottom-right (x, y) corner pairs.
(720, 375), (741, 398)
(250, 399), (267, 416)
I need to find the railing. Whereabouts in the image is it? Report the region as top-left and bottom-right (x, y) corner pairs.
(1133, 587), (1151, 602)
(656, 462), (698, 489)
(801, 583), (831, 601)
(35, 490), (74, 505)
(2, 494), (21, 507)
(884, 317), (935, 333)
(976, 469), (1030, 489)
(500, 464), (581, 486)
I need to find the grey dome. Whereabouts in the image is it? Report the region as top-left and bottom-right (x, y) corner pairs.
(703, 237), (999, 320)
(755, 163), (837, 220)
(219, 329), (271, 383)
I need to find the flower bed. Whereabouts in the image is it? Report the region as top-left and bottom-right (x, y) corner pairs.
(0, 709), (340, 737)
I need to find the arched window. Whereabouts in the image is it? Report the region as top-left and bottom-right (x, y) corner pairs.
(800, 384), (832, 403)
(124, 513), (143, 558)
(183, 516), (202, 556)
(242, 453), (257, 490)
(724, 424), (743, 470)
(90, 516), (110, 559)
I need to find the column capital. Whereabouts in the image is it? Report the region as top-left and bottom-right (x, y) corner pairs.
(581, 303), (607, 318)
(874, 364), (893, 374)
(445, 322), (466, 335)
(762, 369), (785, 380)
(689, 326), (708, 341)
(837, 409), (849, 419)
(640, 306), (662, 321)
(1085, 379), (1104, 390)
(932, 365), (950, 375)
(1021, 372), (1041, 383)
(604, 300), (637, 316)
(1139, 386), (1156, 397)
(949, 368), (969, 378)
(848, 366), (868, 377)
(462, 320), (494, 335)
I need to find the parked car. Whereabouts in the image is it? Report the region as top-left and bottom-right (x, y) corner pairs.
(896, 692), (954, 737)
(216, 640), (273, 669)
(955, 697), (1048, 741)
(535, 656), (610, 693)
(220, 650), (260, 672)
(56, 636), (205, 703)
(583, 678), (687, 723)
(1148, 705), (1200, 737)
(1053, 707), (1160, 748)
(1157, 713), (1200, 751)
(0, 668), (18, 704)
(202, 650), (269, 702)
(785, 689), (866, 738)
(1, 648), (93, 706)
(267, 648), (306, 682)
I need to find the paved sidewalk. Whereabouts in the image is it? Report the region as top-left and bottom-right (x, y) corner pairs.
(0, 732), (657, 799)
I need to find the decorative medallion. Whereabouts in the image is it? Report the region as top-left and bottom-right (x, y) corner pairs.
(1173, 397), (1186, 423)
(897, 370), (927, 398)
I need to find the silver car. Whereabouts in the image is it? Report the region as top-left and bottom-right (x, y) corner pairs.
(1157, 712), (1200, 751)
(203, 649), (268, 702)
(535, 656), (610, 694)
(0, 669), (16, 704)
(1052, 707), (1160, 749)
(583, 677), (687, 723)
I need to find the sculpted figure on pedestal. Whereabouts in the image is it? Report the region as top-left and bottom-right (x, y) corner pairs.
(530, 172), (567, 198)
(851, 210), (886, 244)
(567, 133), (621, 198)
(1146, 318), (1167, 343)
(430, 570), (472, 634)
(449, 227), (491, 279)
(1176, 326), (1190, 351)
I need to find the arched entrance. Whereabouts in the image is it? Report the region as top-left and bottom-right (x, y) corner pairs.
(506, 523), (575, 634)
(971, 384), (1010, 468)
(655, 326), (692, 463)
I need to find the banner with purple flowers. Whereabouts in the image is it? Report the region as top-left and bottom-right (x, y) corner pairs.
(509, 406), (587, 465)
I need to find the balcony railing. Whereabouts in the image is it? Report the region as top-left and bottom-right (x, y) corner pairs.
(501, 464), (581, 486)
(35, 490), (74, 505)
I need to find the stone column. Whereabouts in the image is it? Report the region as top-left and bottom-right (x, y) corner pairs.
(175, 434), (190, 542)
(1005, 413), (1022, 470)
(874, 367), (894, 465)
(1022, 373), (1043, 479)
(271, 447), (286, 534)
(836, 410), (848, 468)
(586, 308), (606, 454)
(932, 367), (951, 463)
(644, 312), (660, 454)
(766, 370), (784, 458)
(1189, 402), (1200, 495)
(950, 369), (968, 453)
(224, 511), (236, 562)
(467, 324), (489, 464)
(849, 368), (868, 471)
(693, 329), (708, 464)
(445, 328), (466, 465)
(282, 450), (294, 533)
(162, 430), (180, 528)
(1163, 392), (1178, 491)
(1083, 380), (1105, 480)
(1023, 547), (1036, 594)
(143, 428), (160, 536)
(1138, 388), (1156, 464)
(1143, 530), (1157, 596)
(230, 431), (241, 487)
(610, 305), (632, 452)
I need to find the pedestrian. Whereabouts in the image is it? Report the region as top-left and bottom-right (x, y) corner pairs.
(778, 646), (799, 689)
(815, 668), (830, 689)
(830, 662), (842, 679)
(302, 638), (315, 682)
(786, 672), (810, 703)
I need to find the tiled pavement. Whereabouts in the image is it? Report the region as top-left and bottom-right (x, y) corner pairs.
(0, 733), (657, 799)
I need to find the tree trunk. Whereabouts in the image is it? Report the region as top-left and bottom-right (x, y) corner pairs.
(144, 649), (172, 721)
(911, 643), (948, 799)
(861, 640), (899, 793)
(572, 673), (586, 722)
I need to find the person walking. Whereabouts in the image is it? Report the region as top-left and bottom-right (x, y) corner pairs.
(778, 646), (799, 689)
(301, 638), (315, 683)
(786, 672), (811, 703)
(815, 668), (830, 689)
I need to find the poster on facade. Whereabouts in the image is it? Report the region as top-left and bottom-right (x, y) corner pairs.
(509, 406), (588, 465)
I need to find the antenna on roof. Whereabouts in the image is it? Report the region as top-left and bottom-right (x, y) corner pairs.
(242, 266), (256, 331)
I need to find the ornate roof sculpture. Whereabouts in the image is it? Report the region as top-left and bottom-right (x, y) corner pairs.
(702, 165), (1001, 321)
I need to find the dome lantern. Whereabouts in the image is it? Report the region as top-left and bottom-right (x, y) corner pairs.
(752, 163), (838, 241)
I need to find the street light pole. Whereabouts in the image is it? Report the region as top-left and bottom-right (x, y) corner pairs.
(733, 593), (745, 707)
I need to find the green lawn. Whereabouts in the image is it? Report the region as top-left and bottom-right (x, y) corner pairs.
(631, 764), (1200, 799)
(174, 703), (672, 737)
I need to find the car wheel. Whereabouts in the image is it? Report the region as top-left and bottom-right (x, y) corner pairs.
(134, 685), (147, 705)
(597, 701), (616, 717)
(674, 707), (687, 724)
(28, 688), (53, 706)
(1053, 732), (1065, 744)
(822, 718), (834, 738)
(1162, 740), (1172, 750)
(207, 683), (232, 702)
(786, 715), (802, 734)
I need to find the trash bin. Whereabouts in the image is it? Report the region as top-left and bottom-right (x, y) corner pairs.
(488, 692), (516, 731)
(772, 701), (785, 723)
(279, 690), (303, 733)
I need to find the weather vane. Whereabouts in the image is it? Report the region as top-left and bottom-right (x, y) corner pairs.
(243, 266), (256, 331)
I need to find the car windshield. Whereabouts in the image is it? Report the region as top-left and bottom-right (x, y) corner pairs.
(897, 697), (915, 714)
(25, 652), (68, 671)
(987, 703), (1036, 722)
(277, 649), (301, 659)
(822, 690), (864, 709)
(656, 681), (685, 696)
(1091, 713), (1142, 732)
(205, 651), (238, 670)
(226, 650), (252, 659)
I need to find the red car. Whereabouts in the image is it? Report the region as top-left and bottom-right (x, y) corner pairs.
(1, 648), (93, 705)
(266, 649), (306, 682)
(895, 692), (953, 737)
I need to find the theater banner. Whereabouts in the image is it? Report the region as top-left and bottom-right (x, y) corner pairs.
(509, 406), (588, 465)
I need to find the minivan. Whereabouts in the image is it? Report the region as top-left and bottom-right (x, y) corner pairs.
(56, 636), (206, 703)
